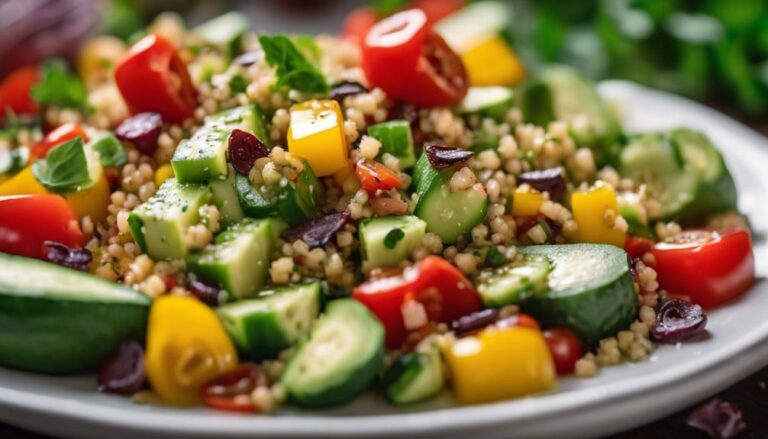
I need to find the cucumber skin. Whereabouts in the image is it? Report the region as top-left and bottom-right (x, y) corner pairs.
(382, 351), (443, 405)
(235, 166), (322, 226)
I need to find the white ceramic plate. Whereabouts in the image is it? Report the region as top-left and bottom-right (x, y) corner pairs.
(0, 81), (766, 439)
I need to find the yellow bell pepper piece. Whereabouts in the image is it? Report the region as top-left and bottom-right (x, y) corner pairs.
(155, 163), (175, 187)
(145, 295), (238, 406)
(0, 167), (47, 196)
(571, 183), (626, 247)
(462, 35), (526, 87)
(287, 100), (349, 177)
(447, 326), (556, 405)
(511, 187), (544, 217)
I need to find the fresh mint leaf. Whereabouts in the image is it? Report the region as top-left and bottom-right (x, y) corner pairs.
(31, 60), (88, 110)
(290, 35), (322, 65)
(259, 34), (328, 94)
(384, 228), (405, 249)
(32, 137), (92, 193)
(89, 133), (127, 167)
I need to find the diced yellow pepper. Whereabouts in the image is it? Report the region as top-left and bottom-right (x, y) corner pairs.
(511, 188), (544, 217)
(446, 326), (556, 405)
(332, 162), (354, 188)
(0, 175), (8, 185)
(155, 163), (175, 187)
(571, 183), (627, 247)
(287, 100), (349, 177)
(461, 35), (526, 87)
(0, 167), (47, 196)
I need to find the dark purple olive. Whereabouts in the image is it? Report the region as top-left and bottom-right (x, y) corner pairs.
(651, 299), (707, 344)
(227, 128), (270, 175)
(233, 51), (263, 66)
(518, 167), (566, 200)
(114, 112), (163, 155)
(330, 81), (369, 103)
(424, 144), (474, 170)
(98, 340), (145, 395)
(190, 279), (223, 306)
(284, 211), (351, 248)
(44, 241), (92, 271)
(451, 309), (500, 336)
(686, 398), (746, 439)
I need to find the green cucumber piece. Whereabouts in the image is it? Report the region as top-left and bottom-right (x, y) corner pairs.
(367, 121), (417, 170)
(0, 254), (150, 374)
(186, 218), (276, 299)
(477, 254), (551, 307)
(382, 347), (444, 405)
(618, 193), (655, 240)
(457, 86), (515, 121)
(282, 299), (385, 407)
(359, 215), (426, 269)
(520, 244), (637, 346)
(193, 11), (249, 57)
(128, 179), (211, 260)
(208, 166), (244, 227)
(217, 282), (322, 360)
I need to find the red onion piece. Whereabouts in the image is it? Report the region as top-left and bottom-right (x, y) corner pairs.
(44, 241), (92, 271)
(686, 398), (746, 439)
(651, 299), (708, 344)
(114, 112), (163, 155)
(518, 167), (566, 200)
(424, 144), (473, 170)
(228, 128), (270, 175)
(284, 211), (351, 248)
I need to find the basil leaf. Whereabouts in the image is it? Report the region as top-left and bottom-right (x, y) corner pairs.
(31, 60), (89, 110)
(32, 138), (92, 193)
(89, 133), (127, 167)
(290, 35), (322, 65)
(384, 228), (405, 249)
(259, 34), (328, 94)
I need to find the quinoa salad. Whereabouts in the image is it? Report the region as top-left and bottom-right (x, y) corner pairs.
(0, 1), (756, 413)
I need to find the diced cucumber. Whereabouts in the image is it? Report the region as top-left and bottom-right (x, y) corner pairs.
(520, 244), (637, 346)
(128, 179), (211, 260)
(0, 254), (150, 374)
(282, 299), (385, 407)
(477, 254), (551, 307)
(208, 166), (244, 227)
(516, 66), (623, 166)
(367, 121), (417, 170)
(186, 218), (277, 299)
(359, 215), (426, 269)
(457, 86), (514, 121)
(193, 11), (249, 57)
(382, 346), (444, 405)
(217, 282), (322, 360)
(413, 154), (488, 244)
(471, 129), (500, 153)
(172, 105), (269, 184)
(618, 193), (655, 240)
(234, 163), (323, 226)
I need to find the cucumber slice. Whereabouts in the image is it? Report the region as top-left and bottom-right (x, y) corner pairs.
(208, 166), (244, 227)
(282, 299), (385, 407)
(382, 347), (444, 405)
(457, 86), (514, 121)
(193, 11), (249, 57)
(187, 218), (277, 299)
(618, 193), (655, 240)
(359, 215), (426, 269)
(217, 282), (322, 360)
(128, 179), (211, 260)
(477, 254), (551, 307)
(367, 121), (417, 170)
(0, 254), (150, 374)
(520, 244), (637, 346)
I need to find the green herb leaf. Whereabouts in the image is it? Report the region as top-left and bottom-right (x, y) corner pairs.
(89, 133), (127, 167)
(290, 35), (322, 65)
(0, 146), (28, 176)
(484, 245), (508, 268)
(31, 60), (89, 110)
(258, 34), (328, 94)
(229, 74), (249, 94)
(384, 228), (405, 249)
(372, 0), (408, 17)
(31, 138), (92, 193)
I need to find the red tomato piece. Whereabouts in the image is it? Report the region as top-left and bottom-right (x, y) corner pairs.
(624, 235), (655, 261)
(200, 363), (268, 413)
(652, 229), (755, 309)
(0, 66), (39, 122)
(543, 327), (582, 375)
(355, 159), (402, 195)
(361, 9), (468, 107)
(114, 34), (197, 124)
(496, 312), (540, 331)
(353, 255), (482, 348)
(412, 0), (464, 25)
(341, 6), (379, 46)
(0, 195), (84, 259)
(29, 122), (90, 160)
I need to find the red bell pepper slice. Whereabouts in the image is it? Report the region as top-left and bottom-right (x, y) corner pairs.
(29, 122), (89, 160)
(0, 66), (39, 122)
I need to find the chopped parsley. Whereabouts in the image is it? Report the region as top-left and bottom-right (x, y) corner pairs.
(258, 34), (328, 94)
(31, 60), (89, 110)
(485, 245), (508, 268)
(88, 133), (127, 167)
(384, 228), (405, 249)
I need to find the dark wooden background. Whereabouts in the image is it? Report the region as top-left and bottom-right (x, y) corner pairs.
(0, 0), (766, 437)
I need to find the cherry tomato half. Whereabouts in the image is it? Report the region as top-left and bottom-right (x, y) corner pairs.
(543, 327), (582, 375)
(0, 66), (39, 122)
(361, 9), (468, 107)
(652, 228), (755, 309)
(355, 159), (402, 195)
(114, 34), (197, 124)
(624, 235), (655, 261)
(29, 122), (89, 160)
(200, 363), (268, 413)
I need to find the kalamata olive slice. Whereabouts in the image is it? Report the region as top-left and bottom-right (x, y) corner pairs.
(424, 144), (473, 170)
(44, 241), (92, 271)
(686, 398), (746, 439)
(283, 211), (351, 248)
(518, 167), (566, 200)
(227, 128), (270, 175)
(114, 112), (163, 155)
(98, 340), (145, 395)
(651, 299), (707, 343)
(330, 80), (369, 103)
(190, 279), (224, 306)
(450, 309), (500, 336)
